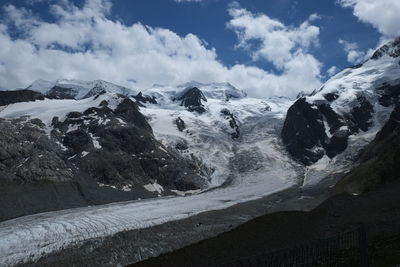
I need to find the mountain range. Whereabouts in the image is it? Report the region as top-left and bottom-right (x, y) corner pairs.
(0, 37), (399, 266)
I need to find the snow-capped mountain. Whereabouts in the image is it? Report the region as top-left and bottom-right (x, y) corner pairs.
(0, 79), (297, 196)
(0, 79), (301, 266)
(282, 37), (400, 185)
(0, 90), (209, 207)
(137, 82), (294, 188)
(27, 79), (136, 99)
(0, 37), (400, 267)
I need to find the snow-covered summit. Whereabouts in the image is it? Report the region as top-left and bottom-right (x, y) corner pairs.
(371, 36), (400, 60)
(27, 79), (136, 100)
(308, 47), (400, 113)
(143, 81), (247, 104)
(179, 81), (247, 100)
(281, 37), (400, 183)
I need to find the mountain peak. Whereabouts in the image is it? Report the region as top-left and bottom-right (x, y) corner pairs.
(27, 79), (136, 100)
(371, 36), (400, 60)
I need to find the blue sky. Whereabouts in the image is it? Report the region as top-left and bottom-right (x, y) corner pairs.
(112, 0), (380, 71)
(0, 0), (399, 97)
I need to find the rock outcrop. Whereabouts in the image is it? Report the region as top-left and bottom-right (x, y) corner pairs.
(220, 109), (240, 139)
(282, 95), (375, 165)
(371, 36), (400, 60)
(337, 105), (400, 194)
(51, 97), (207, 190)
(0, 90), (44, 106)
(0, 95), (208, 221)
(133, 92), (157, 104)
(174, 87), (207, 113)
(281, 37), (400, 165)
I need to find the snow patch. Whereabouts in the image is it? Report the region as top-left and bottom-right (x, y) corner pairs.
(116, 118), (126, 125)
(144, 181), (164, 194)
(89, 133), (102, 149)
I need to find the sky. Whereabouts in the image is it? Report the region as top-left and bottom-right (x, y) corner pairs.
(0, 0), (399, 98)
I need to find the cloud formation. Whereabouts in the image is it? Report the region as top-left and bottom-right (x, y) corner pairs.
(327, 66), (339, 77)
(0, 0), (322, 98)
(227, 4), (322, 94)
(338, 0), (400, 37)
(338, 39), (366, 64)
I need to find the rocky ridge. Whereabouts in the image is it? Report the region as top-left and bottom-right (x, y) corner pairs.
(282, 38), (400, 166)
(0, 91), (208, 220)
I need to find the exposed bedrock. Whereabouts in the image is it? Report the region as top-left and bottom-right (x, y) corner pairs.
(337, 105), (400, 194)
(282, 95), (375, 165)
(0, 96), (209, 221)
(174, 87), (207, 114)
(0, 89), (44, 106)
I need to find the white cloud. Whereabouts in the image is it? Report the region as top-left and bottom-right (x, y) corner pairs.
(227, 5), (320, 67)
(338, 39), (371, 64)
(338, 0), (400, 37)
(327, 66), (339, 77)
(226, 4), (322, 94)
(308, 13), (321, 22)
(0, 0), (321, 98)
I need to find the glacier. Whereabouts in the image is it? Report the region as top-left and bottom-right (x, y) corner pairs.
(0, 47), (400, 265)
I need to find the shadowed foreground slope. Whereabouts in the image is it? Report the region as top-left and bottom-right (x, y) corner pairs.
(132, 106), (400, 267)
(132, 179), (400, 267)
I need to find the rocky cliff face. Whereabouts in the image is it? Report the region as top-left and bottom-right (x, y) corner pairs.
(337, 105), (400, 194)
(0, 91), (208, 221)
(220, 109), (240, 139)
(0, 89), (44, 106)
(281, 95), (374, 165)
(51, 97), (207, 191)
(282, 38), (400, 166)
(133, 92), (158, 104)
(174, 87), (207, 113)
(371, 36), (400, 60)
(0, 117), (74, 184)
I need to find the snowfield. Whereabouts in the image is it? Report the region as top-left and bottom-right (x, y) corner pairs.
(0, 93), (123, 127)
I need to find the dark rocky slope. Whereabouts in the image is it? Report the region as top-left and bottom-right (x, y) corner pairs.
(132, 180), (400, 267)
(51, 97), (207, 190)
(0, 89), (44, 106)
(220, 108), (240, 139)
(174, 87), (207, 113)
(46, 86), (79, 99)
(337, 105), (400, 194)
(133, 92), (157, 104)
(0, 95), (208, 221)
(371, 36), (400, 59)
(281, 96), (373, 165)
(282, 37), (400, 165)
